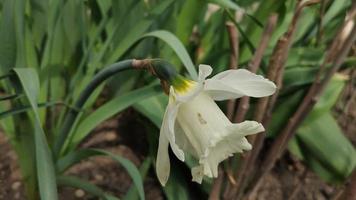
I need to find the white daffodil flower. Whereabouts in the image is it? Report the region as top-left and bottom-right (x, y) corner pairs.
(156, 64), (276, 185)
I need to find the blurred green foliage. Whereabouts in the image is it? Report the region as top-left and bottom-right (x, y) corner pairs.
(0, 0), (354, 199)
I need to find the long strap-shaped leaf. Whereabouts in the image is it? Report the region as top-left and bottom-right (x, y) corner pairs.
(108, 29), (198, 80)
(57, 175), (119, 200)
(66, 84), (162, 152)
(12, 68), (58, 200)
(56, 148), (145, 200)
(143, 31), (198, 80)
(0, 101), (61, 119)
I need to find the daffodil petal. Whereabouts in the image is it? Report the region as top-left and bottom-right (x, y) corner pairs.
(198, 121), (264, 179)
(198, 64), (213, 82)
(204, 69), (276, 101)
(227, 120), (265, 137)
(191, 165), (204, 183)
(161, 88), (185, 161)
(156, 130), (170, 186)
(174, 121), (199, 158)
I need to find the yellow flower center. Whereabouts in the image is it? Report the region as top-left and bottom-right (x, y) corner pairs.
(174, 79), (197, 94)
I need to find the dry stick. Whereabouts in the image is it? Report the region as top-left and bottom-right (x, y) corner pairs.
(234, 14), (278, 123)
(223, 14), (278, 199)
(226, 22), (239, 120)
(231, 2), (309, 199)
(247, 6), (356, 198)
(208, 21), (239, 200)
(316, 0), (327, 46)
(242, 2), (323, 199)
(209, 169), (225, 200)
(334, 170), (356, 200)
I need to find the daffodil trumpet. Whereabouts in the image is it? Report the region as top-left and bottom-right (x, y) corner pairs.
(156, 64), (277, 185)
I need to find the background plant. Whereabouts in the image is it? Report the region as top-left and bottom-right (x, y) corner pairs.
(0, 0), (355, 199)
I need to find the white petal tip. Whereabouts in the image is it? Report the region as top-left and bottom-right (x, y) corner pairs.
(159, 179), (167, 186)
(192, 177), (203, 184)
(191, 166), (204, 184)
(156, 170), (169, 187)
(198, 64), (213, 81)
(177, 151), (185, 162)
(243, 141), (253, 151)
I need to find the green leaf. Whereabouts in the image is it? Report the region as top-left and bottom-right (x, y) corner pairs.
(57, 148), (145, 200)
(306, 74), (347, 122)
(133, 94), (167, 128)
(105, 0), (175, 65)
(295, 113), (356, 183)
(123, 158), (152, 200)
(283, 66), (319, 90)
(163, 164), (190, 200)
(176, 0), (205, 45)
(323, 0), (351, 25)
(57, 176), (119, 200)
(67, 84), (162, 151)
(293, 6), (317, 43)
(288, 74), (353, 183)
(0, 0), (16, 73)
(13, 0), (27, 68)
(143, 30), (198, 80)
(225, 10), (256, 55)
(239, 0), (285, 63)
(11, 68), (58, 200)
(0, 101), (60, 119)
(208, 0), (241, 10)
(105, 18), (153, 64)
(285, 47), (324, 67)
(267, 89), (305, 137)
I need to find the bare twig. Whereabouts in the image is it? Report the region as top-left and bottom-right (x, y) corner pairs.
(226, 22), (239, 120)
(248, 3), (356, 197)
(209, 168), (225, 200)
(228, 1), (325, 198)
(334, 169), (356, 200)
(233, 14), (279, 123)
(209, 22), (239, 200)
(316, 0), (327, 46)
(224, 14), (278, 199)
(331, 187), (346, 200)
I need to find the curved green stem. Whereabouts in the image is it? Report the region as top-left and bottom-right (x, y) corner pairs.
(53, 59), (134, 158)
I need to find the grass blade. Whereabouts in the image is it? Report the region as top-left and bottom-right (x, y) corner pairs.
(12, 68), (58, 200)
(66, 84), (162, 151)
(133, 93), (167, 127)
(0, 101), (60, 119)
(209, 0), (241, 10)
(143, 31), (198, 79)
(123, 158), (152, 200)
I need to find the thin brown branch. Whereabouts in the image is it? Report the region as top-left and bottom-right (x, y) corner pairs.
(223, 14), (278, 199)
(316, 0), (327, 46)
(226, 22), (239, 120)
(233, 14), (279, 123)
(209, 168), (225, 200)
(210, 21), (239, 200)
(334, 169), (356, 200)
(247, 4), (356, 198)
(229, 1), (324, 198)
